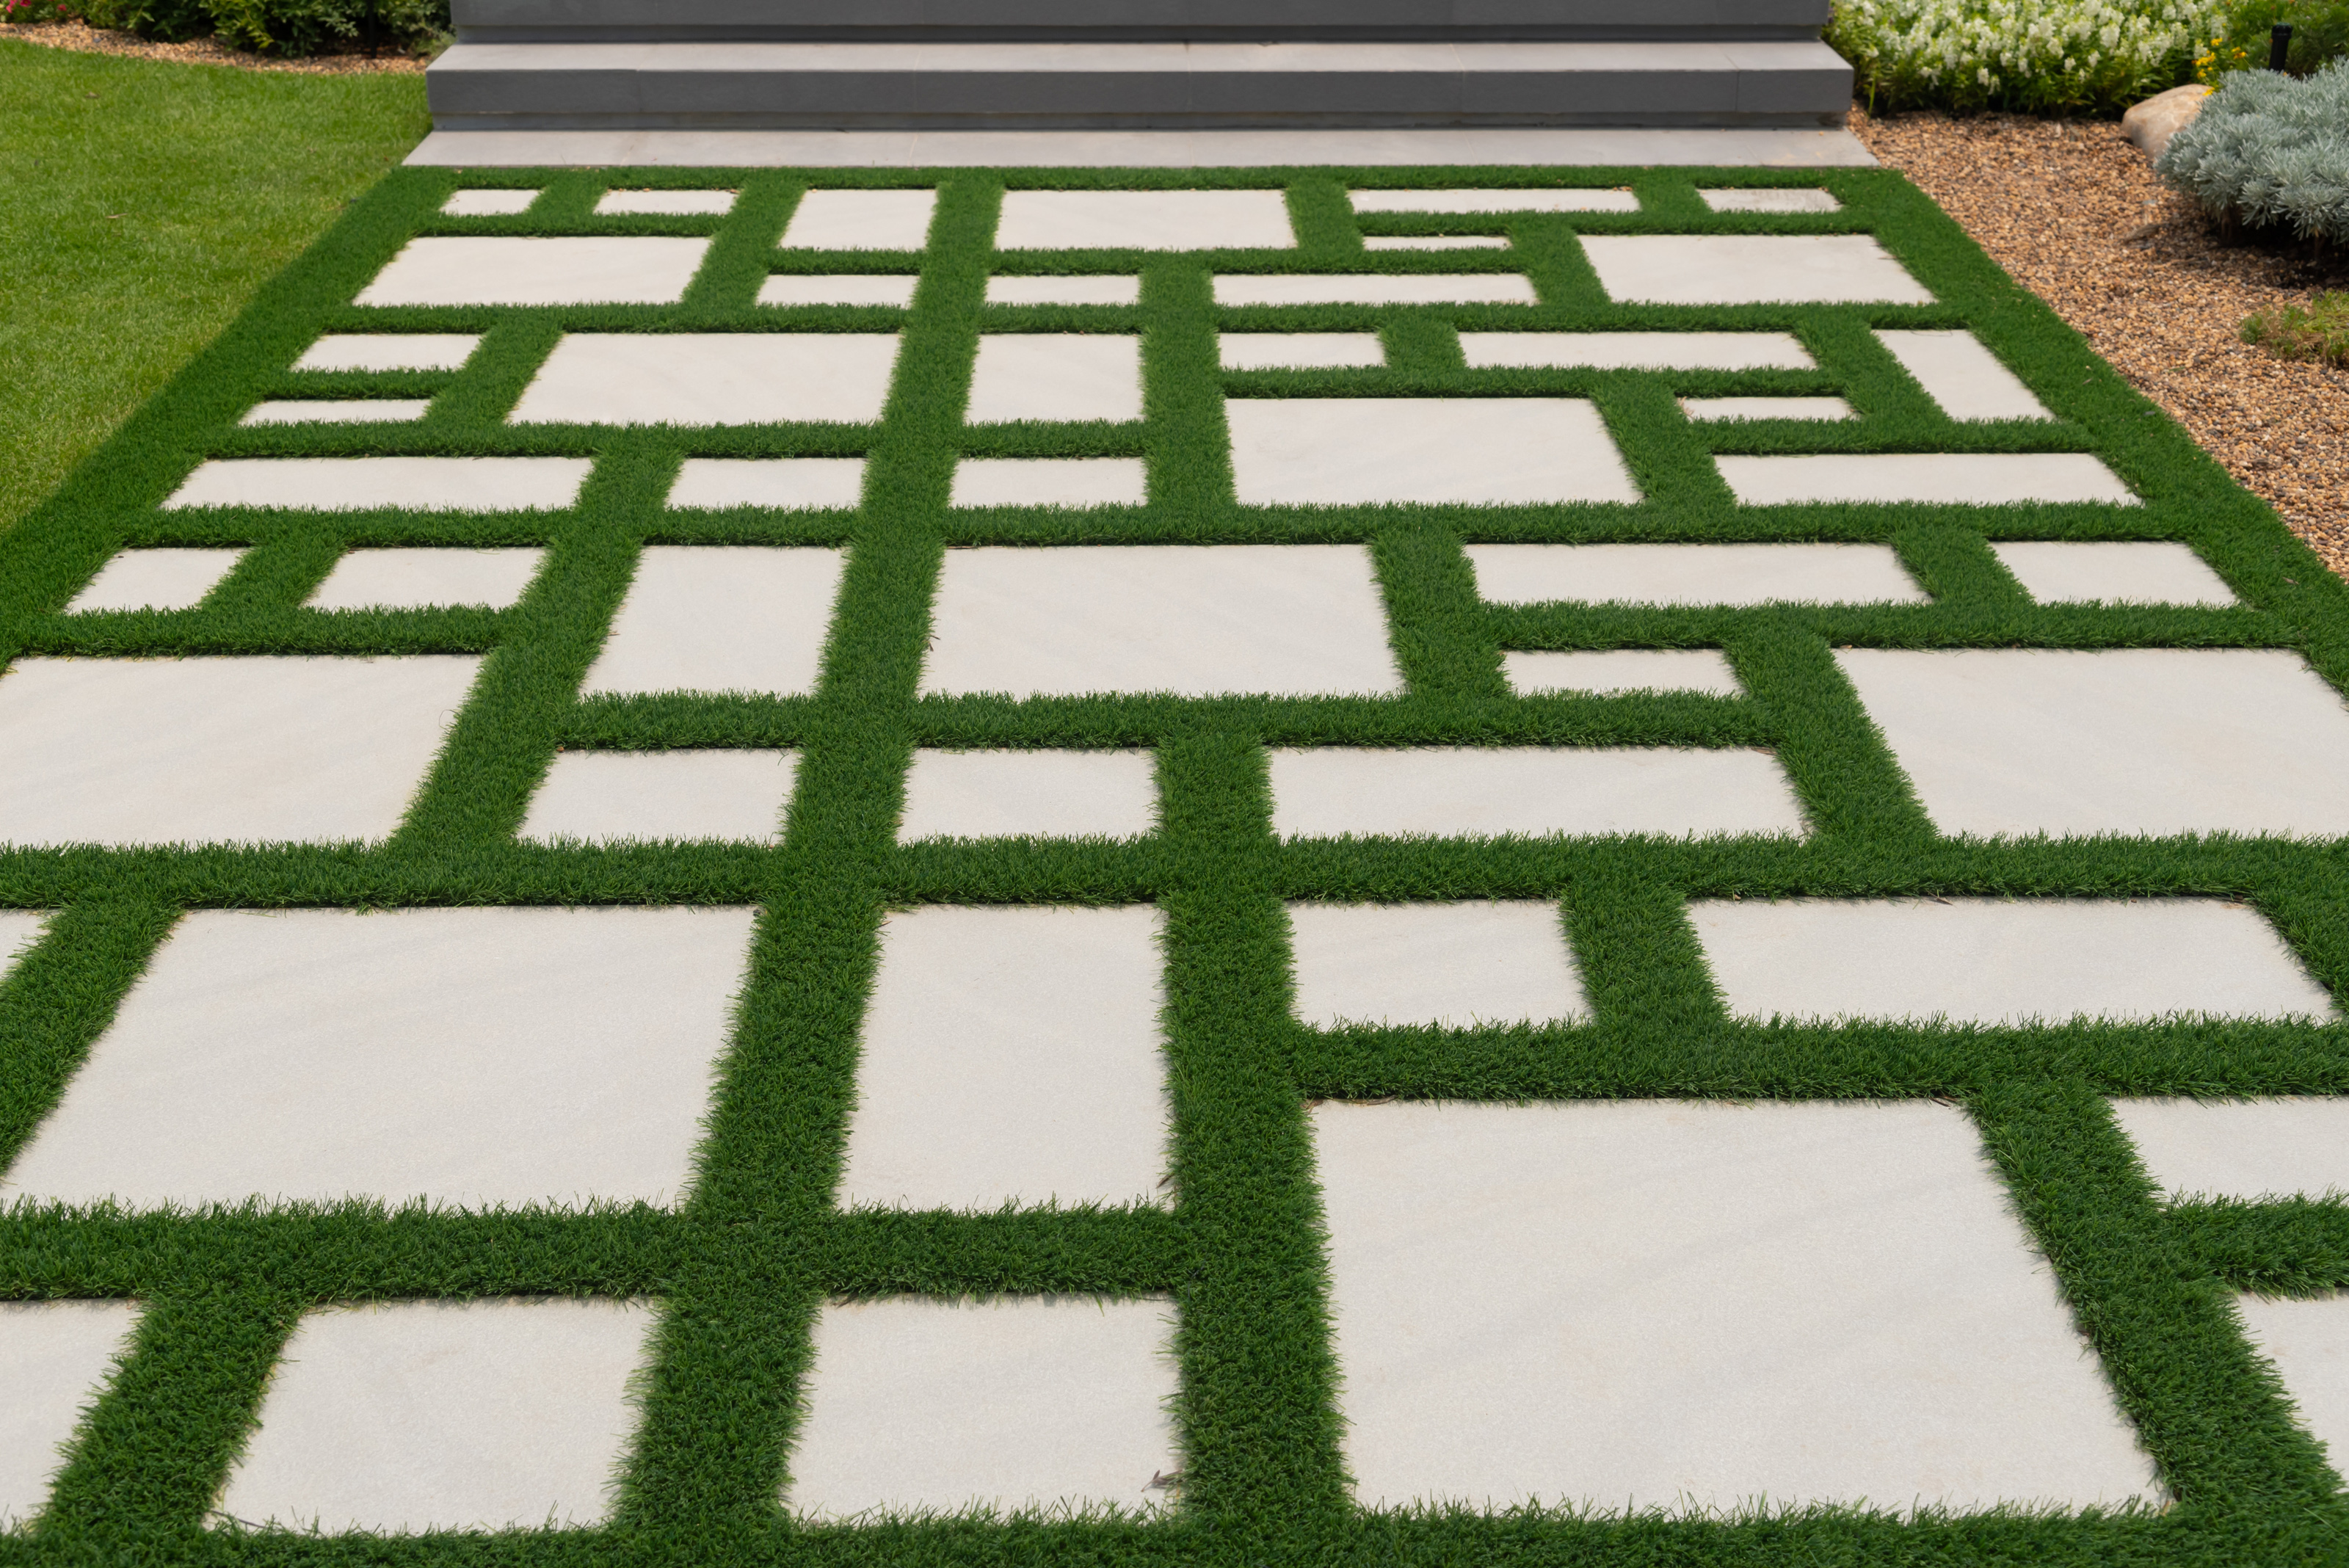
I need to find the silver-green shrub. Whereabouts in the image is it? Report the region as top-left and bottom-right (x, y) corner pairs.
(2157, 59), (2349, 243)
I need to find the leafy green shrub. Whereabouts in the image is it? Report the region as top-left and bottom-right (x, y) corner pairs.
(2194, 0), (2349, 78)
(10, 0), (448, 52)
(2242, 291), (2349, 362)
(1829, 0), (2221, 114)
(2157, 58), (2349, 243)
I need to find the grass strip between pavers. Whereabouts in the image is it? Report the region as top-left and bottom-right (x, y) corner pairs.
(1, 161), (2348, 1568)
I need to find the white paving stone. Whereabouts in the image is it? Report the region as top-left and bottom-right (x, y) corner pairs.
(1502, 648), (1743, 697)
(2235, 1295), (2349, 1479)
(787, 1296), (1179, 1521)
(1580, 234), (1935, 305)
(966, 335), (1142, 424)
(1287, 901), (1586, 1028)
(441, 188), (537, 217)
(669, 457), (867, 511)
(242, 399), (431, 425)
(0, 1301), (139, 1528)
(1220, 333), (1384, 370)
(294, 335), (480, 372)
(68, 549), (243, 613)
(1351, 188), (1638, 214)
(1462, 330), (1814, 371)
(1214, 273), (1535, 307)
(921, 545), (1401, 699)
(1468, 542), (1925, 606)
(898, 749), (1157, 841)
(781, 189), (937, 250)
(581, 547), (844, 699)
(997, 189), (1293, 250)
(1692, 899), (2332, 1026)
(1360, 234), (1511, 250)
(1227, 399), (1636, 506)
(0, 912), (47, 978)
(522, 751), (799, 844)
(1312, 1099), (2157, 1512)
(1837, 648), (2349, 838)
(1268, 747), (1804, 839)
(985, 275), (1141, 305)
(1877, 329), (2051, 421)
(950, 457), (1147, 509)
(757, 275), (920, 308)
(306, 548), (545, 611)
(1681, 395), (1854, 421)
(1719, 453), (2138, 507)
(218, 1299), (657, 1533)
(1991, 541), (2236, 606)
(0, 907), (757, 1209)
(2110, 1099), (2349, 1202)
(0, 657), (479, 847)
(1699, 187), (1842, 212)
(596, 187), (736, 216)
(837, 906), (1169, 1211)
(510, 334), (901, 426)
(356, 237), (711, 307)
(164, 457), (591, 513)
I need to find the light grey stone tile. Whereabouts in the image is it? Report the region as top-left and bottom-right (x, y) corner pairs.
(1693, 898), (2332, 1026)
(581, 546), (843, 698)
(781, 188), (937, 250)
(1468, 542), (1924, 606)
(669, 458), (866, 511)
(785, 1296), (1179, 1521)
(1351, 188), (1638, 214)
(596, 187), (737, 215)
(294, 335), (480, 372)
(1219, 333), (1384, 370)
(966, 335), (1141, 424)
(950, 457), (1147, 509)
(921, 544), (1401, 699)
(2235, 1295), (2349, 1478)
(0, 656), (479, 847)
(164, 457), (590, 513)
(1362, 235), (1511, 250)
(1311, 1099), (2159, 1511)
(68, 549), (244, 613)
(0, 912), (46, 979)
(0, 1301), (139, 1528)
(836, 907), (1169, 1211)
(984, 274), (1141, 305)
(1287, 901), (1586, 1029)
(756, 275), (919, 307)
(2113, 1099), (2349, 1202)
(356, 237), (710, 307)
(1502, 649), (1742, 697)
(1214, 273), (1534, 306)
(898, 749), (1156, 841)
(1462, 330), (1812, 370)
(510, 333), (901, 426)
(520, 750), (798, 844)
(1228, 398), (1635, 506)
(1268, 747), (1804, 839)
(217, 1299), (658, 1532)
(1837, 647), (2349, 837)
(1719, 453), (2138, 506)
(998, 189), (1293, 250)
(1990, 541), (2234, 606)
(1876, 330), (2051, 421)
(441, 188), (537, 217)
(1580, 234), (1934, 305)
(242, 400), (432, 425)
(1698, 187), (1841, 212)
(306, 548), (545, 612)
(1680, 395), (1854, 421)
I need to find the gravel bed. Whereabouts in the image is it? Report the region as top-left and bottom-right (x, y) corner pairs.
(1852, 104), (2349, 578)
(3, 18), (427, 72)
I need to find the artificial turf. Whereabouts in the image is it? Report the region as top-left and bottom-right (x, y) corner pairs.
(2, 161), (2349, 1567)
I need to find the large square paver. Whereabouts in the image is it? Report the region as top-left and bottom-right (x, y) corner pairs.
(898, 750), (1157, 840)
(355, 238), (710, 307)
(0, 912), (46, 978)
(0, 907), (758, 1210)
(1287, 902), (1587, 1028)
(1310, 1098), (2157, 1511)
(1503, 649), (1743, 697)
(782, 189), (937, 250)
(1268, 747), (1804, 839)
(69, 549), (244, 613)
(1990, 541), (2235, 606)
(1462, 332), (1813, 370)
(1214, 274), (1535, 307)
(165, 458), (591, 512)
(836, 906), (1169, 1211)
(2110, 1098), (2349, 1201)
(2234, 1295), (2349, 1481)
(669, 458), (868, 511)
(0, 1301), (139, 1527)
(1469, 543), (1924, 606)
(1718, 453), (2137, 506)
(510, 335), (900, 426)
(1876, 330), (2050, 421)
(0, 657), (479, 847)
(1692, 899), (2332, 1026)
(1227, 399), (1637, 506)
(922, 545), (1400, 698)
(1836, 648), (2349, 838)
(581, 547), (844, 699)
(967, 335), (1141, 424)
(218, 1299), (657, 1533)
(997, 189), (1293, 250)
(786, 1296), (1179, 1521)
(306, 549), (545, 611)
(951, 458), (1147, 508)
(1579, 235), (1934, 305)
(1352, 188), (1638, 214)
(294, 335), (480, 372)
(521, 751), (799, 844)
(598, 188), (736, 216)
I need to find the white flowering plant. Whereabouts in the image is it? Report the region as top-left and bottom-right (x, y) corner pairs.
(1829, 0), (2222, 112)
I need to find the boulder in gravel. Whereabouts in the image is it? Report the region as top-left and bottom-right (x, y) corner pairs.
(2124, 83), (2211, 159)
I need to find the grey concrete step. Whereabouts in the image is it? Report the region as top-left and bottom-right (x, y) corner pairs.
(426, 40), (1854, 130)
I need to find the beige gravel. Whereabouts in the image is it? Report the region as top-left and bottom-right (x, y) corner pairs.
(3, 18), (428, 72)
(1852, 105), (2349, 579)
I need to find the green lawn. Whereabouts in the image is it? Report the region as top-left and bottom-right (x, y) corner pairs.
(0, 36), (426, 536)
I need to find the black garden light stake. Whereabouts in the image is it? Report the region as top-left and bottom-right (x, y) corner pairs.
(2270, 22), (2294, 71)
